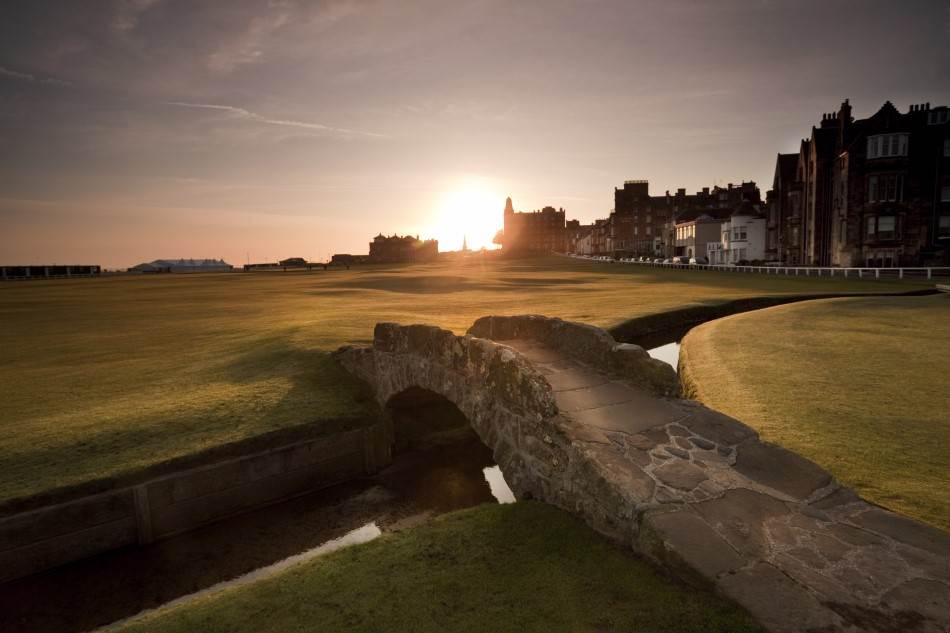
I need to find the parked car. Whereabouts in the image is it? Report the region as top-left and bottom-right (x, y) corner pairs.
(672, 256), (689, 264)
(689, 256), (708, 265)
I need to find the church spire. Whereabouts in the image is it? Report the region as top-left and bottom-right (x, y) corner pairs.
(504, 197), (514, 215)
(462, 235), (468, 251)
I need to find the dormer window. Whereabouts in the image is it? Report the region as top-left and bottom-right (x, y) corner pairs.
(867, 134), (908, 159)
(928, 110), (949, 125)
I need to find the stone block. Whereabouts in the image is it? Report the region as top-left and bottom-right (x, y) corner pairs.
(734, 439), (831, 500)
(653, 460), (708, 491)
(718, 562), (844, 633)
(641, 509), (746, 583)
(693, 488), (790, 558)
(679, 406), (756, 446)
(850, 507), (950, 557)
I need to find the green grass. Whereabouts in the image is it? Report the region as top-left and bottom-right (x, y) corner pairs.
(680, 293), (950, 531)
(0, 256), (916, 504)
(108, 501), (765, 633)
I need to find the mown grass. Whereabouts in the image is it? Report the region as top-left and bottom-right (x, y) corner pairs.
(0, 256), (916, 504)
(680, 293), (950, 531)
(108, 501), (765, 633)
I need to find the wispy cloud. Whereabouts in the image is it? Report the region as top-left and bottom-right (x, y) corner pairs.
(163, 101), (388, 139)
(0, 66), (72, 86)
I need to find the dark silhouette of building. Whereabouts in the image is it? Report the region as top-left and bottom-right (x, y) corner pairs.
(369, 234), (438, 263)
(1, 264), (101, 280)
(767, 99), (950, 267)
(609, 180), (762, 257)
(501, 197), (567, 253)
(278, 257), (308, 267)
(331, 254), (367, 266)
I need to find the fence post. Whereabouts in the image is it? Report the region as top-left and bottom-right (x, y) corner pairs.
(899, 268), (904, 279)
(928, 268), (932, 280)
(875, 269), (880, 279)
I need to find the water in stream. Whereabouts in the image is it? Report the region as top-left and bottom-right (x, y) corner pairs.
(637, 325), (691, 371)
(0, 437), (513, 633)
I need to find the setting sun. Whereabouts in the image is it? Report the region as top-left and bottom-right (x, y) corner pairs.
(429, 180), (504, 251)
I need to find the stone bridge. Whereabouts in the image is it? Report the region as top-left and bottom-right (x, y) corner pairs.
(335, 315), (949, 633)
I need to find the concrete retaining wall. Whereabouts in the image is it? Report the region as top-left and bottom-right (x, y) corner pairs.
(0, 420), (391, 582)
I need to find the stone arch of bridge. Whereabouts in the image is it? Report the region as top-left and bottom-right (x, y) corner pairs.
(384, 386), (480, 455)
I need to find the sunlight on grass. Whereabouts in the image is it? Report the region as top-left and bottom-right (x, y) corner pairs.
(0, 256), (918, 504)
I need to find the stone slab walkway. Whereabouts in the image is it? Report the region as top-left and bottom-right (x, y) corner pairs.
(503, 337), (950, 633)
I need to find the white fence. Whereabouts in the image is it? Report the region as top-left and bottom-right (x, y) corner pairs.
(567, 255), (950, 281)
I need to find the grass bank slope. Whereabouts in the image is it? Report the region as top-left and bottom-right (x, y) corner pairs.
(680, 293), (950, 530)
(110, 501), (764, 633)
(0, 256), (915, 504)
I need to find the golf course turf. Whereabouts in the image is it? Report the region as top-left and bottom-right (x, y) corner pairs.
(106, 501), (765, 633)
(0, 256), (919, 506)
(680, 293), (950, 531)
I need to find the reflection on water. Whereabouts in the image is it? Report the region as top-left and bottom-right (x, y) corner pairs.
(483, 465), (516, 503)
(1, 438), (514, 633)
(647, 341), (681, 370)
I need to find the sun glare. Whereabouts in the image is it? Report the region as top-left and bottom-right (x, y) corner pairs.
(430, 180), (504, 251)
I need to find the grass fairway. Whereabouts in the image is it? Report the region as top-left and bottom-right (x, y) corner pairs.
(680, 293), (950, 531)
(0, 256), (916, 505)
(109, 501), (764, 633)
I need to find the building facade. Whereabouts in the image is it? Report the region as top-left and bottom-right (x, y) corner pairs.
(767, 99), (950, 267)
(369, 235), (439, 263)
(609, 180), (762, 258)
(707, 210), (767, 265)
(501, 197), (567, 253)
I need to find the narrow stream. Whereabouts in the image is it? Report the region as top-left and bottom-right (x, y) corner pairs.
(637, 324), (693, 371)
(0, 437), (514, 633)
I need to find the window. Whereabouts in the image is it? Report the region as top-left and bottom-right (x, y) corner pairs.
(866, 133), (909, 159)
(867, 174), (903, 202)
(939, 216), (950, 239)
(929, 110), (950, 125)
(877, 216), (896, 239)
(944, 138), (950, 157)
(867, 215), (897, 240)
(943, 186), (950, 202)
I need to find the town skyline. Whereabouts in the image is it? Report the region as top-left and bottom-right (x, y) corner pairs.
(2, 1), (949, 268)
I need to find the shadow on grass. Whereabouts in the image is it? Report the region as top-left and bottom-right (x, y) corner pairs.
(318, 274), (596, 295)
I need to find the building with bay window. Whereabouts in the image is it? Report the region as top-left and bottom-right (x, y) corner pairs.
(767, 99), (950, 267)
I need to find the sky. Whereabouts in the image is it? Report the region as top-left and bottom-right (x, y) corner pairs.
(1, 0), (948, 267)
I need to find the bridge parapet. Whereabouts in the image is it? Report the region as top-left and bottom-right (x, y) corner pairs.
(468, 315), (679, 397)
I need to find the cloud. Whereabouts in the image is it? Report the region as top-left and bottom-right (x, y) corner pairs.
(0, 65), (71, 86)
(164, 101), (388, 139)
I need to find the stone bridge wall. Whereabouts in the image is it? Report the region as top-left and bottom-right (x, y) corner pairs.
(336, 315), (950, 633)
(468, 315), (680, 397)
(334, 322), (569, 500)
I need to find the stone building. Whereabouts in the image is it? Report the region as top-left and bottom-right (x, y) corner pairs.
(610, 180), (762, 258)
(767, 99), (950, 267)
(501, 197), (567, 253)
(368, 234), (439, 263)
